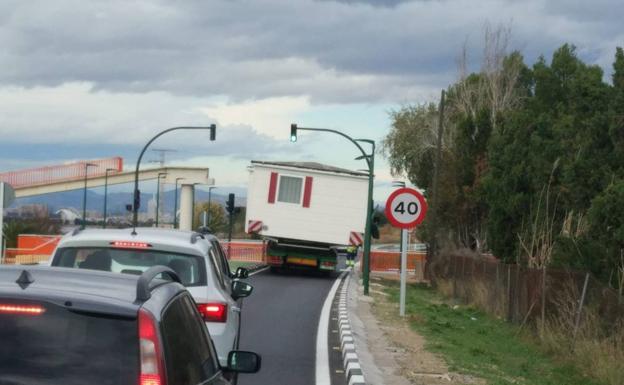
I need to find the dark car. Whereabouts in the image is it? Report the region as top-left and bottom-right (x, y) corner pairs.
(0, 265), (260, 385)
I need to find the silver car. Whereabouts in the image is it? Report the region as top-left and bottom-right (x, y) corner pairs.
(48, 227), (251, 369)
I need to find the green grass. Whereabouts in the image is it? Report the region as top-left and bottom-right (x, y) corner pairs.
(382, 281), (599, 385)
(228, 261), (263, 271)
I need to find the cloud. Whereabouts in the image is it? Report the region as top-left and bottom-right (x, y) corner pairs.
(0, 0), (621, 105)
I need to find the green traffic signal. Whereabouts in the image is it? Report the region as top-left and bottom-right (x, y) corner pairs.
(290, 124), (297, 142)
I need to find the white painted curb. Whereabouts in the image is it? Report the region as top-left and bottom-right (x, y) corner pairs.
(339, 273), (366, 385)
(316, 271), (347, 385)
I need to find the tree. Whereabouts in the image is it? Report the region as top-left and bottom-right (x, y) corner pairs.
(193, 201), (227, 232)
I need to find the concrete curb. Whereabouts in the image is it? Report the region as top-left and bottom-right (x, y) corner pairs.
(339, 273), (366, 385)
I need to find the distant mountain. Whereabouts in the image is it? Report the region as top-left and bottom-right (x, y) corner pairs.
(15, 187), (248, 215)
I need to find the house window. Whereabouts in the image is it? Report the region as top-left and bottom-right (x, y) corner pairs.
(277, 175), (303, 204)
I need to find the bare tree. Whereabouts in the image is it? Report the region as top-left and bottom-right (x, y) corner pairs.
(455, 22), (523, 139)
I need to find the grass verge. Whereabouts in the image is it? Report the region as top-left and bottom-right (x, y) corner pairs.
(381, 280), (600, 385)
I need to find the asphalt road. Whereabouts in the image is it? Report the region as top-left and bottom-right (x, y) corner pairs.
(237, 269), (338, 385)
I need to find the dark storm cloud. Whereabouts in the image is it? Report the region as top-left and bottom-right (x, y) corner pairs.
(0, 0), (622, 103)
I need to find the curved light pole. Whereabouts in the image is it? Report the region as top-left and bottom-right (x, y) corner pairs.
(102, 168), (117, 228)
(131, 125), (216, 234)
(173, 177), (185, 229)
(81, 163), (97, 229)
(290, 124), (375, 295)
(155, 172), (168, 227)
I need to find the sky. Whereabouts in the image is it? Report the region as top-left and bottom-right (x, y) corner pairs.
(0, 0), (622, 202)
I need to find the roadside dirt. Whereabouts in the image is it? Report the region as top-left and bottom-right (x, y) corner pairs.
(367, 277), (485, 385)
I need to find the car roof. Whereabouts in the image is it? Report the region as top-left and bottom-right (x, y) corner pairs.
(0, 265), (183, 317)
(56, 227), (218, 256)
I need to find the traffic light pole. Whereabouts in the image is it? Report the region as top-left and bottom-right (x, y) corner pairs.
(131, 125), (215, 235)
(290, 124), (375, 295)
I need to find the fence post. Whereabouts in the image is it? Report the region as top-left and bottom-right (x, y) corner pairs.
(461, 257), (466, 299)
(507, 265), (513, 322)
(541, 267), (547, 328)
(573, 273), (591, 341)
(453, 256), (458, 298)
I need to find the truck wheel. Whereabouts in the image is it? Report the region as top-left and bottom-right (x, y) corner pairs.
(270, 266), (282, 274)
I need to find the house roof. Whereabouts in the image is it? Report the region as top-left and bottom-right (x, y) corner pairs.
(251, 161), (369, 177)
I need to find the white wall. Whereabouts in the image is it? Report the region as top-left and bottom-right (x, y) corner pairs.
(246, 164), (368, 245)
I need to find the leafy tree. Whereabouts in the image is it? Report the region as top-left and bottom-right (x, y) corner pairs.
(193, 201), (227, 232)
(384, 41), (624, 281)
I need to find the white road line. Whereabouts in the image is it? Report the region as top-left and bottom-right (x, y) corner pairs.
(316, 271), (347, 385)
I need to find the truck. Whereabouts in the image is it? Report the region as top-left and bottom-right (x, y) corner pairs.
(245, 161), (368, 273)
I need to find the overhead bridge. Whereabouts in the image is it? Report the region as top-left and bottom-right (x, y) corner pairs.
(0, 157), (213, 231)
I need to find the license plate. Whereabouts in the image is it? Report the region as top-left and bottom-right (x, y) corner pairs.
(287, 257), (317, 267)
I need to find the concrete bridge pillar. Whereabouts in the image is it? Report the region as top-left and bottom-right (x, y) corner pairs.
(178, 184), (194, 231)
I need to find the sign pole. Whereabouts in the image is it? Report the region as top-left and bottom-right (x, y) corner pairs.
(385, 186), (427, 318)
(0, 184), (4, 262)
(400, 228), (408, 316)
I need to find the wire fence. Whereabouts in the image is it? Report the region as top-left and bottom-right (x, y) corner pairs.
(430, 255), (624, 334)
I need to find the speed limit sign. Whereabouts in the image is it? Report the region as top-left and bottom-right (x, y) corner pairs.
(385, 187), (428, 229)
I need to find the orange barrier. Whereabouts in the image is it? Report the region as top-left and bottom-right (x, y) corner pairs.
(367, 250), (426, 272)
(1, 235), (267, 265)
(220, 241), (266, 263)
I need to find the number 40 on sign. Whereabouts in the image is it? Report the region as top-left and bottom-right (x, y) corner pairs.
(385, 187), (427, 229)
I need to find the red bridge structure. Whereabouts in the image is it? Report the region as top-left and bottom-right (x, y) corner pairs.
(0, 157), (123, 189)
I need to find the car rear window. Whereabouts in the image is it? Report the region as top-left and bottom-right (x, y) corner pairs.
(0, 298), (138, 385)
(52, 247), (206, 287)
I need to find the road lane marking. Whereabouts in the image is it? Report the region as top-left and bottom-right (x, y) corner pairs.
(316, 271), (347, 385)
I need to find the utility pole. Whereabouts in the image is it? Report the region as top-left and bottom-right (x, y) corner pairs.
(427, 90), (446, 281)
(150, 149), (176, 225)
(226, 193), (235, 257)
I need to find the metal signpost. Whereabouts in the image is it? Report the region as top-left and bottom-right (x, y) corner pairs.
(0, 182), (16, 261)
(385, 187), (427, 316)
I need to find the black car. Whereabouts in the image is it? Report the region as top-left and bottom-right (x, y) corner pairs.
(0, 265), (260, 385)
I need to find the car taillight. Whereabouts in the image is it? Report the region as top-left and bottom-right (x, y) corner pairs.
(0, 304), (45, 315)
(138, 309), (166, 385)
(196, 303), (227, 323)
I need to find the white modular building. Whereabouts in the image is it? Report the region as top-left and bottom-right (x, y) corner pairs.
(245, 161), (368, 246)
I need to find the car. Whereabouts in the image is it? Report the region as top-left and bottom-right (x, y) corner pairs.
(48, 227), (251, 368)
(0, 264), (260, 385)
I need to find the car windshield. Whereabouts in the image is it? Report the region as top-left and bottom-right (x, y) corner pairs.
(52, 247), (206, 287)
(0, 299), (138, 385)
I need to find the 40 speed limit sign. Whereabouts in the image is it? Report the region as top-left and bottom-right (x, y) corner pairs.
(385, 187), (428, 229)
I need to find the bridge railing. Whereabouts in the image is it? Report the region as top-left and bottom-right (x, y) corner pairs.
(0, 157), (123, 188)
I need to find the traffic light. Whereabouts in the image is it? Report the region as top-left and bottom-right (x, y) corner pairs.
(209, 124), (216, 141)
(226, 193), (235, 214)
(371, 215), (380, 239)
(290, 124), (297, 142)
(133, 189), (141, 210)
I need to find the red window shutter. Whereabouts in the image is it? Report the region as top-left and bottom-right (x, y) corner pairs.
(302, 176), (313, 208)
(268, 172), (278, 203)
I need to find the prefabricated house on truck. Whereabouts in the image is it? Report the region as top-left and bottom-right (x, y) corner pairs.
(245, 161), (369, 272)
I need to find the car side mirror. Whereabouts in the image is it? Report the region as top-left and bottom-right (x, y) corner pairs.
(226, 350), (261, 373)
(235, 267), (249, 279)
(231, 280), (253, 300)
